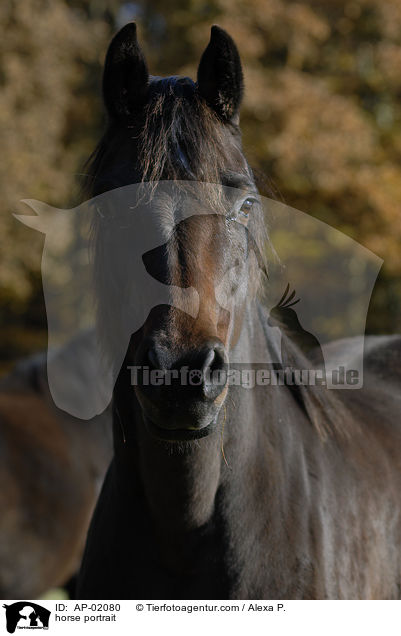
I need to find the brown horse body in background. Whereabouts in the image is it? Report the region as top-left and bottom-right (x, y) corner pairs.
(0, 331), (112, 599)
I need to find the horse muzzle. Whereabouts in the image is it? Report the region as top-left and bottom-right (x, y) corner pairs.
(133, 338), (229, 440)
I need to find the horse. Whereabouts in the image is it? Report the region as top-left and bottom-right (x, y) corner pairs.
(0, 330), (112, 599)
(76, 23), (401, 599)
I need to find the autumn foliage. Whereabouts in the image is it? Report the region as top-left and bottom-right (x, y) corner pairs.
(1, 0), (400, 366)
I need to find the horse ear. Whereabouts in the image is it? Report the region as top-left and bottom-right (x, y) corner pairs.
(197, 25), (244, 122)
(103, 22), (149, 121)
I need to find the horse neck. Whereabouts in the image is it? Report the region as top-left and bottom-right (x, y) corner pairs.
(110, 301), (319, 544)
(224, 300), (322, 494)
(111, 362), (223, 537)
(108, 302), (268, 539)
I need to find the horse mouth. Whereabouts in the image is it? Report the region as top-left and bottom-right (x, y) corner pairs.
(143, 415), (217, 442)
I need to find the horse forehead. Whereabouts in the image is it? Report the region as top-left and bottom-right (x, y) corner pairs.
(143, 191), (219, 239)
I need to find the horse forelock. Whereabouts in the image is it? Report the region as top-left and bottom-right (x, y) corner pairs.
(138, 76), (250, 186)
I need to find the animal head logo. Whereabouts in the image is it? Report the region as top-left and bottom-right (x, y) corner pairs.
(14, 185), (383, 413)
(3, 602), (50, 633)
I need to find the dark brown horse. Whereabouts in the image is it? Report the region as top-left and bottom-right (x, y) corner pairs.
(77, 23), (401, 599)
(0, 331), (112, 599)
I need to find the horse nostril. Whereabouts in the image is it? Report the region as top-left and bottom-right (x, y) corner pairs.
(141, 339), (228, 401)
(202, 342), (228, 400)
(202, 348), (216, 373)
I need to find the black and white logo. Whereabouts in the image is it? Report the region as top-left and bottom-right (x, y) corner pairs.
(2, 603), (50, 633)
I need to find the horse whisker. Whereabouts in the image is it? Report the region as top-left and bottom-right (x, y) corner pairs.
(221, 405), (230, 469)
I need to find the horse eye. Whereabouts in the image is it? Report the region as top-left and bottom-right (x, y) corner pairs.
(227, 196), (256, 223)
(239, 197), (256, 218)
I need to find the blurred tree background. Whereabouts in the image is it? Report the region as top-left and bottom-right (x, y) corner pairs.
(1, 0), (400, 371)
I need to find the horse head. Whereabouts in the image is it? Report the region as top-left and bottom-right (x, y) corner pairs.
(90, 23), (267, 440)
